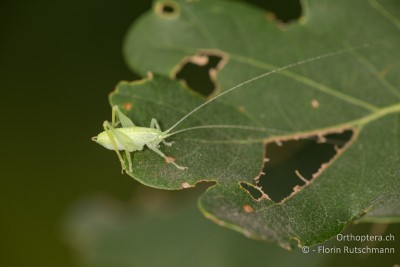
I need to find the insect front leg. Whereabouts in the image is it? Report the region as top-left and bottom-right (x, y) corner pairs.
(103, 121), (127, 173)
(147, 144), (187, 170)
(150, 118), (174, 147)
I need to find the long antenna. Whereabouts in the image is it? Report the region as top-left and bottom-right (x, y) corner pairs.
(166, 124), (283, 136)
(165, 44), (369, 134)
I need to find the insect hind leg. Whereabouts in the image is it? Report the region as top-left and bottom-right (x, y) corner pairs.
(147, 144), (187, 170)
(112, 105), (135, 128)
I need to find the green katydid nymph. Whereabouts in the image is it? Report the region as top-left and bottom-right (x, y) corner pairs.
(92, 106), (186, 171)
(92, 45), (368, 173)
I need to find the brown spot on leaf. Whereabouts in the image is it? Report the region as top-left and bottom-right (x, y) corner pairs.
(124, 103), (133, 111)
(165, 156), (176, 163)
(311, 99), (319, 108)
(243, 204), (254, 213)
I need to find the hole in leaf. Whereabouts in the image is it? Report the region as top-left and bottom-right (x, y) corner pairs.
(258, 130), (354, 202)
(245, 0), (302, 23)
(176, 54), (223, 97)
(155, 1), (179, 18)
(240, 182), (263, 200)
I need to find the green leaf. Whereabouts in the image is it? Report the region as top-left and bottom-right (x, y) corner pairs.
(108, 0), (400, 248)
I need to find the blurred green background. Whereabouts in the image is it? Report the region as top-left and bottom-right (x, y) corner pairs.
(1, 1), (398, 266)
(1, 1), (150, 266)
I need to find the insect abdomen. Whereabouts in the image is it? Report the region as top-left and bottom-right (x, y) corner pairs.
(120, 127), (162, 150)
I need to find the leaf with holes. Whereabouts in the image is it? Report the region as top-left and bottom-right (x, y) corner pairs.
(109, 0), (400, 248)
